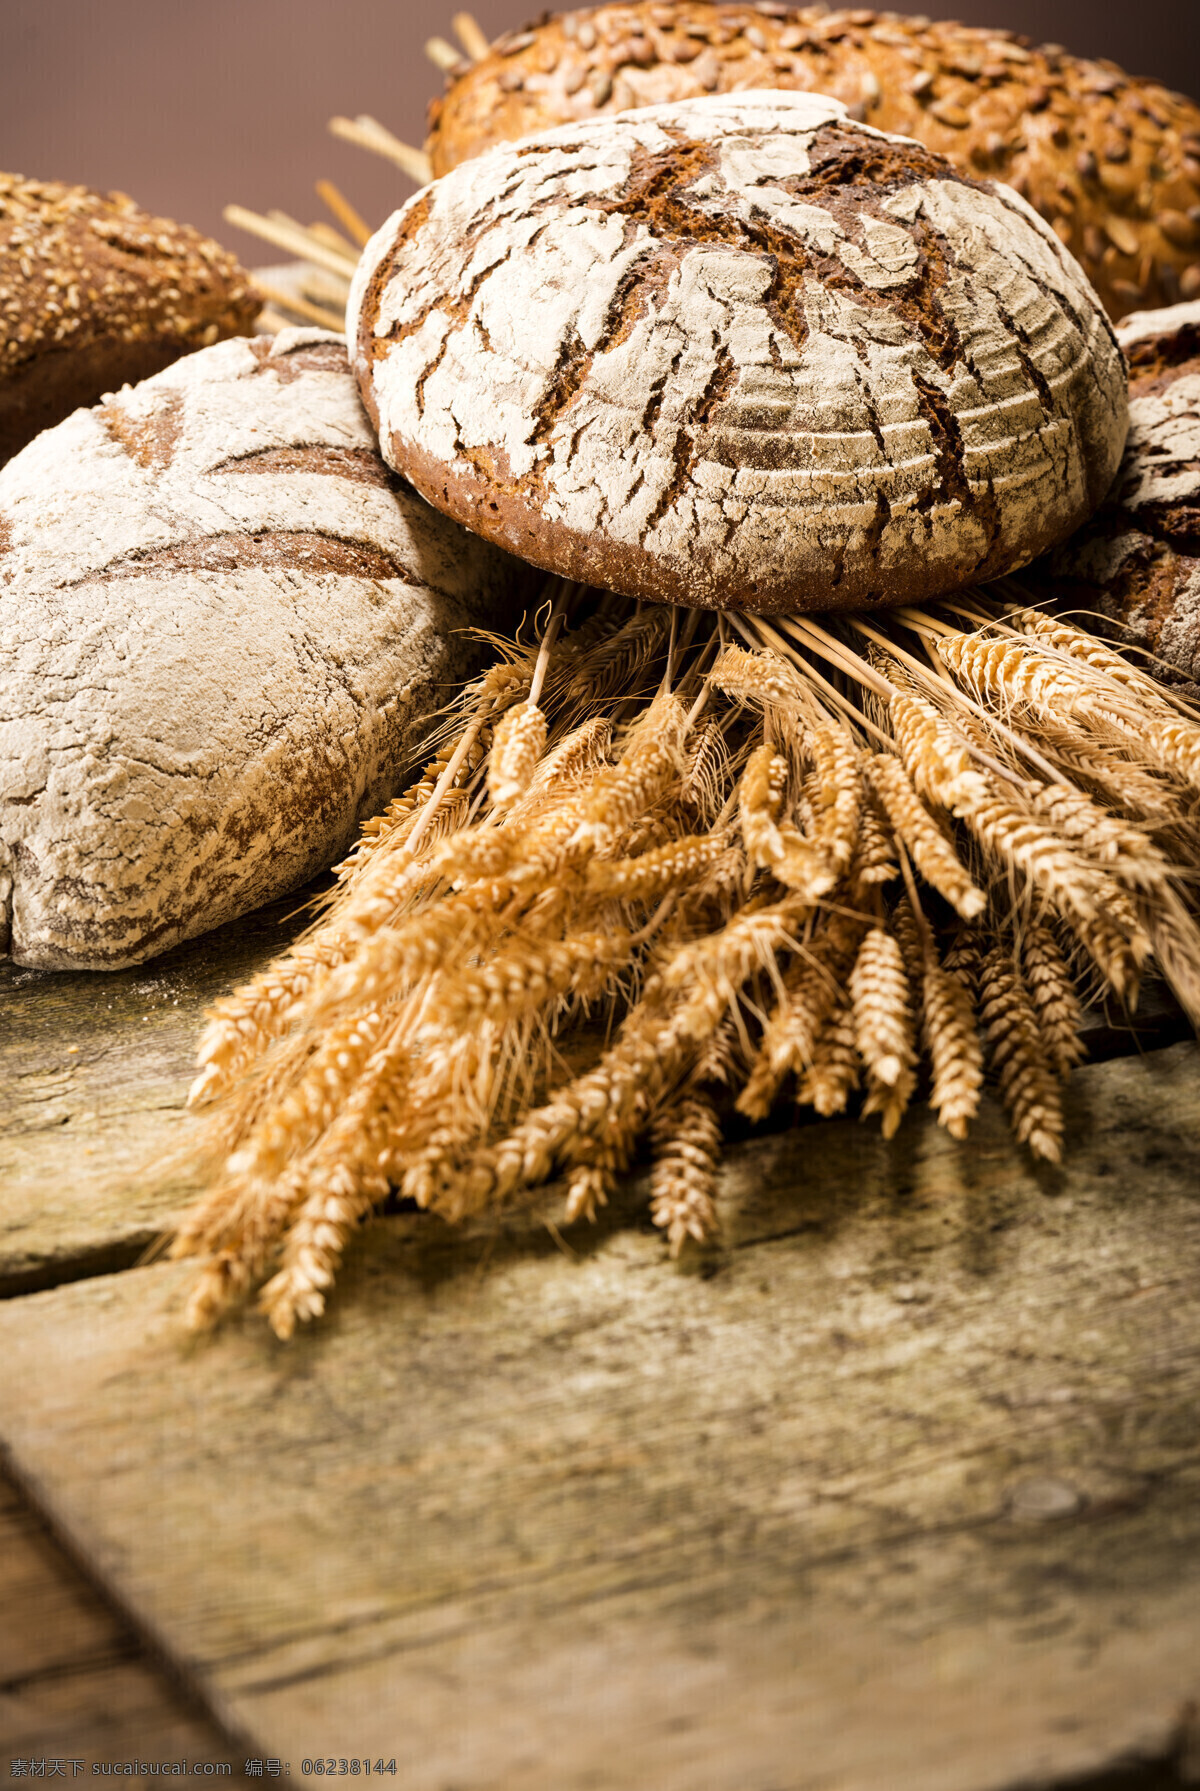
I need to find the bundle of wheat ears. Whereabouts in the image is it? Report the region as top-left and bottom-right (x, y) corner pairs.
(173, 579), (1200, 1338)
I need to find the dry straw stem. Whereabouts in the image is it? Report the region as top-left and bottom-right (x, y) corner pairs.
(315, 178), (371, 249)
(327, 115), (432, 185)
(426, 34), (462, 70)
(452, 11), (492, 61)
(223, 205), (357, 280)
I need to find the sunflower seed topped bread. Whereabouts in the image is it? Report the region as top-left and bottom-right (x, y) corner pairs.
(352, 90), (1127, 616)
(0, 173), (261, 465)
(425, 3), (1200, 321)
(0, 327), (527, 969)
(1030, 299), (1200, 689)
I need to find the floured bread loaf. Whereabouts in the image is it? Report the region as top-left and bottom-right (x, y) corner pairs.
(352, 91), (1127, 615)
(1030, 299), (1200, 688)
(425, 3), (1200, 321)
(0, 328), (527, 970)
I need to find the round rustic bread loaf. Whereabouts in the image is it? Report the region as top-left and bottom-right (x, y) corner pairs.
(0, 327), (528, 970)
(1029, 299), (1200, 689)
(0, 173), (261, 466)
(425, 3), (1200, 322)
(351, 91), (1127, 616)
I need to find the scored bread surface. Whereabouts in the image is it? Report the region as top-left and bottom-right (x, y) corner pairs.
(1032, 299), (1200, 689)
(425, 2), (1200, 321)
(352, 91), (1127, 615)
(0, 328), (525, 970)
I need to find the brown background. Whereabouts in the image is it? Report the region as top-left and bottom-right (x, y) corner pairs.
(2, 0), (1199, 270)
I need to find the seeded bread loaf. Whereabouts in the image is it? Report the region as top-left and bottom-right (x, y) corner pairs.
(425, 3), (1200, 321)
(353, 91), (1126, 616)
(1029, 299), (1200, 689)
(0, 328), (527, 970)
(0, 174), (261, 465)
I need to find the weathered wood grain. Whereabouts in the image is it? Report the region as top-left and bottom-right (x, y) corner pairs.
(2, 1041), (1198, 1788)
(0, 885), (315, 1292)
(0, 1471), (244, 1768)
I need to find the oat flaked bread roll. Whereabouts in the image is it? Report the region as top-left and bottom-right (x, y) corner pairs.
(352, 91), (1127, 616)
(0, 328), (528, 970)
(425, 3), (1200, 321)
(1029, 299), (1200, 689)
(0, 173), (261, 465)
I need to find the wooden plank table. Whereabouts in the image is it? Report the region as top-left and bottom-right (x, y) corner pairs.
(3, 894), (1200, 1787)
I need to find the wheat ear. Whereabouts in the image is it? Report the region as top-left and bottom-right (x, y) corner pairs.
(866, 753), (985, 920)
(849, 927), (916, 1092)
(1020, 921), (1086, 1077)
(978, 943), (1064, 1163)
(797, 1002), (861, 1117)
(650, 1092), (723, 1255)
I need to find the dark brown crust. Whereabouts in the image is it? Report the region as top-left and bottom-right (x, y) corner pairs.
(94, 529), (409, 585)
(392, 428), (998, 613)
(1125, 318), (1200, 394)
(98, 389), (184, 470)
(208, 445), (401, 488)
(0, 336), (190, 464)
(425, 3), (1200, 320)
(1029, 321), (1200, 682)
(0, 171), (260, 463)
(247, 337), (354, 382)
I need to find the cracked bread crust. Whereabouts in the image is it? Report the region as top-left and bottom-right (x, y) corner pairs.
(424, 3), (1200, 323)
(1031, 300), (1200, 692)
(352, 91), (1127, 616)
(0, 172), (261, 464)
(0, 328), (528, 969)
